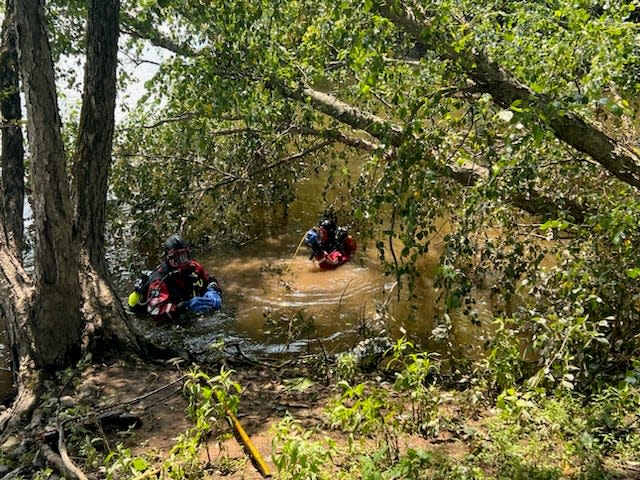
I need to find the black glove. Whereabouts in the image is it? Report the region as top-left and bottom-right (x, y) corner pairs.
(207, 280), (222, 295)
(175, 301), (190, 315)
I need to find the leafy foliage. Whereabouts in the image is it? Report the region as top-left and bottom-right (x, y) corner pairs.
(110, 0), (640, 393)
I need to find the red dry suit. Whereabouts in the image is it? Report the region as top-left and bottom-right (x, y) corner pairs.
(304, 222), (357, 270)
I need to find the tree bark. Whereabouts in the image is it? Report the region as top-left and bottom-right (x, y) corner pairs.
(0, 0), (38, 435)
(0, 228), (40, 432)
(72, 0), (138, 356)
(0, 0), (141, 439)
(0, 0), (25, 254)
(14, 0), (82, 368)
(73, 0), (119, 273)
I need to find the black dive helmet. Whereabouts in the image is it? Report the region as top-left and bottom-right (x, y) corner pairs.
(164, 234), (191, 269)
(318, 217), (337, 244)
(319, 208), (338, 236)
(319, 218), (337, 233)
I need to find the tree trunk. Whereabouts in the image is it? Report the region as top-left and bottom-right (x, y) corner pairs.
(0, 0), (142, 438)
(71, 0), (139, 355)
(376, 1), (640, 189)
(0, 220), (40, 432)
(14, 0), (82, 368)
(73, 0), (118, 273)
(0, 0), (24, 254)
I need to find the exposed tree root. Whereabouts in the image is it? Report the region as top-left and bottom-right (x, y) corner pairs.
(0, 358), (43, 437)
(55, 416), (89, 480)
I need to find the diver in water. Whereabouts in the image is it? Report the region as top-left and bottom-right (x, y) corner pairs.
(127, 234), (222, 321)
(303, 211), (357, 269)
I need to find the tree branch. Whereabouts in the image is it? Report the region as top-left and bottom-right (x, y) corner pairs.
(119, 11), (588, 222)
(376, 1), (640, 189)
(56, 416), (89, 480)
(120, 12), (195, 57)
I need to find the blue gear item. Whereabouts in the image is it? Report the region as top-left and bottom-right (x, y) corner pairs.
(304, 228), (319, 247)
(304, 229), (322, 256)
(188, 285), (222, 313)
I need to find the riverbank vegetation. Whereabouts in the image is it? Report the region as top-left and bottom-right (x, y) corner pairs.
(1, 0), (640, 478)
(1, 340), (638, 479)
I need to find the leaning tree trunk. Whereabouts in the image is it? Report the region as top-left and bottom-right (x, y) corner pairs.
(0, 0), (24, 254)
(376, 0), (640, 190)
(14, 0), (83, 368)
(71, 0), (139, 356)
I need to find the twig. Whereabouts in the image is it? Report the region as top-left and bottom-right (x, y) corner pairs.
(0, 466), (27, 480)
(142, 112), (198, 129)
(380, 281), (398, 310)
(56, 375), (188, 432)
(338, 278), (355, 309)
(56, 417), (89, 480)
(107, 374), (188, 410)
(315, 337), (329, 363)
(210, 127), (262, 137)
(228, 343), (279, 369)
(198, 141), (334, 192)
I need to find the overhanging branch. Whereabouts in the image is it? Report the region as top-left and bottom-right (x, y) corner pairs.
(376, 0), (640, 189)
(119, 11), (588, 222)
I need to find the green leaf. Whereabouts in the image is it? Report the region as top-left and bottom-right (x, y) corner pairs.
(627, 268), (640, 278)
(609, 103), (624, 116)
(540, 219), (568, 231)
(530, 82), (544, 93)
(132, 457), (150, 472)
(283, 377), (315, 392)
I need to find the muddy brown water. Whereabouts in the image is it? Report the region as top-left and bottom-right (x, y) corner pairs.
(0, 230), (487, 401)
(127, 229), (443, 364)
(135, 220), (492, 365)
(197, 232), (418, 355)
(0, 177), (490, 400)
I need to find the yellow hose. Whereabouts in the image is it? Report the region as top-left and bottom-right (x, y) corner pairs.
(226, 407), (272, 478)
